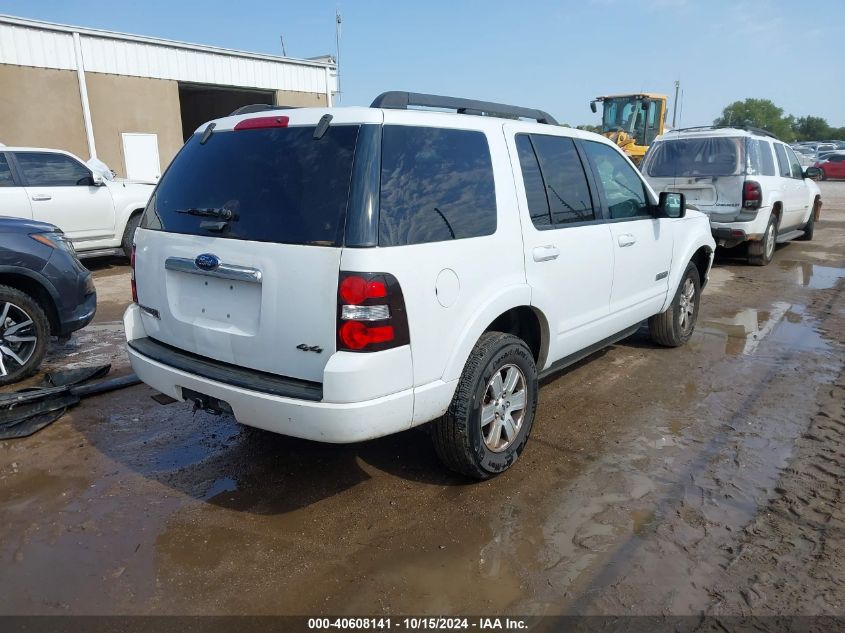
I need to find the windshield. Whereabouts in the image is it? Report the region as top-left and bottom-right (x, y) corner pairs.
(141, 124), (360, 246)
(601, 97), (649, 143)
(643, 137), (746, 178)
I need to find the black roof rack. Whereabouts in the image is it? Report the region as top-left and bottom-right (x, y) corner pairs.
(370, 91), (558, 125)
(667, 125), (778, 139)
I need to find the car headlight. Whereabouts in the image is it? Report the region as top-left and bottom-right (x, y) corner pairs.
(30, 231), (77, 256)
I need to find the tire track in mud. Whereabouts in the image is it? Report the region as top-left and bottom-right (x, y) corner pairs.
(553, 281), (845, 617)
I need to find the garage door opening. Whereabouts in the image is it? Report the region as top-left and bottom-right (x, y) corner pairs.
(178, 83), (275, 140)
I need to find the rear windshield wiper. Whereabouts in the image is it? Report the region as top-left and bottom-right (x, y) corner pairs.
(176, 207), (237, 221)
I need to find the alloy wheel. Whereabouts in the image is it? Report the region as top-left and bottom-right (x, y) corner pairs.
(0, 301), (39, 377)
(480, 364), (527, 452)
(678, 277), (696, 335)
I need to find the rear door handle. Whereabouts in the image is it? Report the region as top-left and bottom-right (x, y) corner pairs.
(31, 194), (52, 201)
(617, 233), (636, 247)
(532, 245), (560, 262)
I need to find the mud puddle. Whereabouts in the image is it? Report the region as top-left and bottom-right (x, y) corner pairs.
(778, 260), (845, 290)
(503, 299), (842, 615)
(700, 302), (830, 356)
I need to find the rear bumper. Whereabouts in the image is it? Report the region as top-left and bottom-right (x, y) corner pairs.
(123, 303), (445, 443)
(128, 343), (415, 443)
(710, 209), (770, 245)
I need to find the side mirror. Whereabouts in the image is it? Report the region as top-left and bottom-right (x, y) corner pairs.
(803, 166), (822, 180)
(590, 101), (597, 114)
(91, 171), (105, 186)
(658, 191), (685, 218)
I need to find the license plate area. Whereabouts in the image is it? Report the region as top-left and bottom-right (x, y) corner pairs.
(167, 271), (262, 335)
(182, 387), (233, 415)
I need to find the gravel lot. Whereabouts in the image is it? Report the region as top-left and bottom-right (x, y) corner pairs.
(0, 181), (843, 621)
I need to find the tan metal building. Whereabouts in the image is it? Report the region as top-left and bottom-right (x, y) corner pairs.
(0, 15), (337, 179)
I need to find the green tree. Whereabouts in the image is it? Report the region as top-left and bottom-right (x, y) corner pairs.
(576, 124), (602, 134)
(792, 115), (831, 141)
(713, 99), (795, 140)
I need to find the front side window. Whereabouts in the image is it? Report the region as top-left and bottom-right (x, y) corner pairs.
(582, 141), (650, 219)
(16, 152), (91, 186)
(774, 144), (792, 178)
(379, 126), (496, 246)
(0, 154), (14, 187)
(784, 146), (803, 179)
(516, 134), (595, 226)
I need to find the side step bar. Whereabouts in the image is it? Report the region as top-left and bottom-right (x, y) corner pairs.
(776, 229), (804, 244)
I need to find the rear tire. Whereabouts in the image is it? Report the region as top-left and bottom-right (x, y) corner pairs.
(432, 332), (538, 480)
(648, 262), (700, 348)
(121, 213), (142, 259)
(748, 213), (777, 266)
(0, 285), (50, 386)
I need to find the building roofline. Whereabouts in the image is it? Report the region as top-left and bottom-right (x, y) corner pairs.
(0, 13), (336, 69)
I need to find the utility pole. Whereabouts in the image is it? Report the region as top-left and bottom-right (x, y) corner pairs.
(672, 80), (680, 128)
(335, 10), (342, 103)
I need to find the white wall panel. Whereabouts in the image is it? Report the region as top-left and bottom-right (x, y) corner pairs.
(0, 17), (336, 94)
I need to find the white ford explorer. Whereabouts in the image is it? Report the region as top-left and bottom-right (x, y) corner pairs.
(125, 92), (715, 478)
(0, 147), (153, 258)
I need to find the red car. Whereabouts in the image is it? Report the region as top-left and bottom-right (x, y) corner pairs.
(815, 153), (845, 180)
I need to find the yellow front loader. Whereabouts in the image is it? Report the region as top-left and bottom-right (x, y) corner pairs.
(590, 93), (668, 165)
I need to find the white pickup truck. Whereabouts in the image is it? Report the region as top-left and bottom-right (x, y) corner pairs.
(0, 147), (153, 257)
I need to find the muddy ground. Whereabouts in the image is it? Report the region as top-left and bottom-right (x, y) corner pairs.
(1, 182), (843, 620)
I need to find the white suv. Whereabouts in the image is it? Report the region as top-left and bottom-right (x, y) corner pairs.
(0, 147), (153, 258)
(642, 127), (823, 266)
(125, 92), (715, 478)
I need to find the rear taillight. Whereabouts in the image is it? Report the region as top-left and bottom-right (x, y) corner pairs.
(130, 246), (138, 303)
(742, 180), (762, 209)
(337, 272), (409, 352)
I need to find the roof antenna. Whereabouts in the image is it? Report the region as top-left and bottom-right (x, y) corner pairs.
(279, 35), (287, 57)
(335, 9), (342, 104)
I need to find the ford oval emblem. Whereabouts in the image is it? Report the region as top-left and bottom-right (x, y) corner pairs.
(195, 253), (220, 271)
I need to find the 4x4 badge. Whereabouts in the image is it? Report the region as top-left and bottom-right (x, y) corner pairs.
(296, 344), (323, 354)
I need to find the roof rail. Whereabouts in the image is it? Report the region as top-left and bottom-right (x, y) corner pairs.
(667, 124), (778, 139)
(370, 91), (558, 125)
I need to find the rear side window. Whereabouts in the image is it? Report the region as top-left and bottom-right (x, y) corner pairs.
(16, 152), (91, 186)
(142, 125), (359, 246)
(747, 139), (777, 176)
(774, 144), (792, 178)
(0, 154), (14, 187)
(379, 126), (496, 246)
(644, 137), (744, 177)
(515, 134), (595, 227)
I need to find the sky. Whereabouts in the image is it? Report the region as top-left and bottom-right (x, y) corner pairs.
(1, 0), (842, 127)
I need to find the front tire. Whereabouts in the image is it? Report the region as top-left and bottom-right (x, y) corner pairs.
(648, 262), (701, 348)
(748, 213), (777, 266)
(432, 332), (538, 479)
(0, 285), (50, 386)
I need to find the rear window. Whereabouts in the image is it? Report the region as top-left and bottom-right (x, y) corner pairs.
(378, 126), (496, 247)
(644, 137), (745, 177)
(141, 125), (359, 246)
